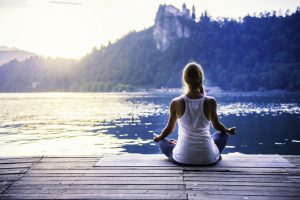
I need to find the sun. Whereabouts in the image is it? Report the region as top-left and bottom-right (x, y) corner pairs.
(0, 0), (159, 59)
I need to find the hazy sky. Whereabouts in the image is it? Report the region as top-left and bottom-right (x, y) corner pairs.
(0, 0), (299, 58)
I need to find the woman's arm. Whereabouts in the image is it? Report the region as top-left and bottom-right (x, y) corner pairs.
(208, 98), (236, 135)
(153, 100), (177, 142)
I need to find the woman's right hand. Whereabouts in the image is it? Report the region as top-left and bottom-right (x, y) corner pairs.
(227, 127), (236, 135)
(169, 139), (177, 145)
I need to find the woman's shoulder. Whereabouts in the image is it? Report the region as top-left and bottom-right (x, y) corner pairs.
(204, 95), (217, 107)
(204, 95), (216, 101)
(170, 96), (185, 117)
(170, 96), (185, 109)
(171, 95), (185, 104)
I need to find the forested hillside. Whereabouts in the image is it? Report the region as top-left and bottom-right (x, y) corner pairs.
(0, 5), (299, 92)
(0, 57), (75, 92)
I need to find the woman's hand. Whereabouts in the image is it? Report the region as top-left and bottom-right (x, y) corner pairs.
(153, 133), (163, 142)
(154, 100), (178, 142)
(169, 139), (177, 145)
(227, 127), (236, 135)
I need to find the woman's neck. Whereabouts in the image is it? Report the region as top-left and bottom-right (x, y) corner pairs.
(186, 89), (204, 99)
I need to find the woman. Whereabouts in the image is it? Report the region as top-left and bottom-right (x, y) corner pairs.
(153, 62), (236, 165)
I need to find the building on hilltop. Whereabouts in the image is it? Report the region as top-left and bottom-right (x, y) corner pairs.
(153, 4), (197, 51)
(182, 3), (190, 19)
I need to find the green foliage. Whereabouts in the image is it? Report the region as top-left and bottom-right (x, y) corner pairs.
(75, 9), (300, 91)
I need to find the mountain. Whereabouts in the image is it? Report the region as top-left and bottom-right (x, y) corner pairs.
(74, 4), (300, 91)
(0, 56), (75, 92)
(0, 46), (35, 65)
(0, 4), (299, 92)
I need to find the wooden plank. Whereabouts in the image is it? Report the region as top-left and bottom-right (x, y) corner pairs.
(31, 166), (183, 170)
(95, 154), (295, 168)
(9, 184), (185, 190)
(21, 172), (300, 180)
(17, 176), (295, 183)
(214, 160), (295, 168)
(0, 163), (33, 169)
(186, 181), (300, 187)
(0, 158), (40, 164)
(188, 190), (300, 197)
(186, 185), (300, 192)
(0, 184), (10, 194)
(95, 155), (175, 167)
(30, 165), (95, 170)
(24, 173), (181, 177)
(184, 172), (297, 177)
(0, 157), (42, 160)
(40, 158), (99, 163)
(0, 180), (13, 191)
(184, 177), (292, 183)
(33, 162), (95, 167)
(182, 168), (300, 175)
(5, 189), (187, 194)
(0, 193), (187, 199)
(95, 154), (289, 161)
(26, 169), (183, 174)
(13, 180), (184, 185)
(0, 174), (23, 181)
(220, 155), (292, 163)
(188, 194), (300, 200)
(0, 169), (27, 175)
(13, 179), (298, 186)
(18, 176), (183, 181)
(93, 166), (295, 170)
(8, 186), (299, 196)
(283, 157), (300, 166)
(43, 155), (101, 158)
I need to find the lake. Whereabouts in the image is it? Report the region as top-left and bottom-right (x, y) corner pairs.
(0, 92), (299, 156)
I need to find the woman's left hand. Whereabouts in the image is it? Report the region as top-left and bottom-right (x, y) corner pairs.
(153, 134), (162, 142)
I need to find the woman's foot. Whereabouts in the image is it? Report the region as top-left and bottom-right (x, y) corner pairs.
(218, 155), (222, 160)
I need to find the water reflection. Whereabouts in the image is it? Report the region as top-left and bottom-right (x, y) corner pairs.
(0, 92), (299, 156)
(219, 102), (300, 116)
(0, 93), (167, 155)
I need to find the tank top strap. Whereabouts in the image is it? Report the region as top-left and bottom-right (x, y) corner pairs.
(183, 94), (205, 102)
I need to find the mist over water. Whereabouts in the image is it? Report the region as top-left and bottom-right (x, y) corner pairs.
(0, 92), (299, 156)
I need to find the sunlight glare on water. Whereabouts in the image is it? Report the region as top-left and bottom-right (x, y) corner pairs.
(0, 93), (167, 156)
(0, 92), (299, 155)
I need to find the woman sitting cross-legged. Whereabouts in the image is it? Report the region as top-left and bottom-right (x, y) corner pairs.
(153, 62), (236, 165)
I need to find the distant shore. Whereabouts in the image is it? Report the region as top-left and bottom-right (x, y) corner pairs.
(0, 88), (299, 94)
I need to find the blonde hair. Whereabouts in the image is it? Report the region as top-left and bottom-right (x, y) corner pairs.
(182, 62), (205, 94)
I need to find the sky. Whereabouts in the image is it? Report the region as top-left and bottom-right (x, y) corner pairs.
(0, 0), (299, 59)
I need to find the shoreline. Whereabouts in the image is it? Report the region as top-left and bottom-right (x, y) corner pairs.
(0, 90), (299, 94)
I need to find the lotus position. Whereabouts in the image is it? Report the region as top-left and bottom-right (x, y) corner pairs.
(153, 62), (236, 165)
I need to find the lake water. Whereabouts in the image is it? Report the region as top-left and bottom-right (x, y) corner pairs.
(0, 92), (299, 156)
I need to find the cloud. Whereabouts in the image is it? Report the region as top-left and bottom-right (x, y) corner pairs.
(48, 0), (82, 6)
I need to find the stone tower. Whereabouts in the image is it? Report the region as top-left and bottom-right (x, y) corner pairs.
(182, 3), (190, 19)
(191, 5), (196, 20)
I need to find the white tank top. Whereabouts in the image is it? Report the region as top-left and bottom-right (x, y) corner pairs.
(172, 95), (220, 165)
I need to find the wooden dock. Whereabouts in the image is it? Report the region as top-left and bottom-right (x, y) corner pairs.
(0, 154), (299, 199)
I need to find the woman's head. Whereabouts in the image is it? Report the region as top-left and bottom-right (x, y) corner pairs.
(182, 62), (205, 94)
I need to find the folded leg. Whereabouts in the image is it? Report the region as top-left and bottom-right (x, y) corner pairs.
(158, 138), (176, 163)
(212, 132), (228, 153)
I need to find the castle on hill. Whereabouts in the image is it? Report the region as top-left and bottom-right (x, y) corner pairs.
(159, 3), (196, 20)
(153, 4), (196, 51)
